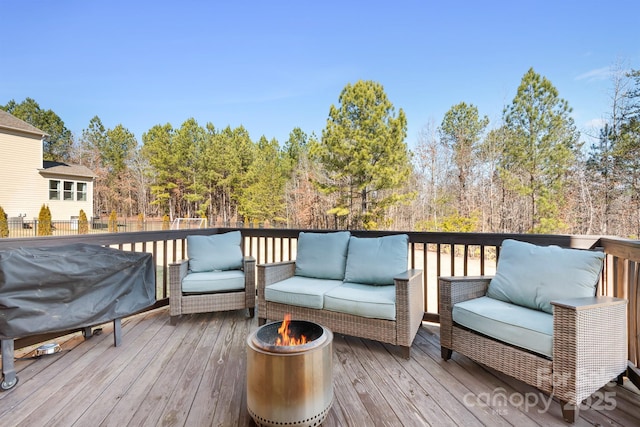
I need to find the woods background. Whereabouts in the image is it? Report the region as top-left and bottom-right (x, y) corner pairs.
(3, 65), (640, 238)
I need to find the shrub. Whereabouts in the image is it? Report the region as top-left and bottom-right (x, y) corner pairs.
(37, 204), (52, 236)
(137, 213), (144, 231)
(78, 209), (89, 234)
(108, 210), (118, 232)
(162, 214), (170, 230)
(0, 206), (8, 238)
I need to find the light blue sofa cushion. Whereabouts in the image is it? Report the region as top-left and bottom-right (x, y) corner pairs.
(324, 282), (396, 320)
(453, 296), (553, 357)
(344, 234), (408, 285)
(187, 231), (243, 272)
(294, 231), (351, 280)
(265, 276), (343, 309)
(181, 270), (245, 294)
(486, 239), (604, 314)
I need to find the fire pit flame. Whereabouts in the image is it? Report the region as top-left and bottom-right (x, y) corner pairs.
(276, 314), (307, 346)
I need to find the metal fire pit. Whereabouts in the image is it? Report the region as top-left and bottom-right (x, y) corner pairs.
(247, 320), (333, 427)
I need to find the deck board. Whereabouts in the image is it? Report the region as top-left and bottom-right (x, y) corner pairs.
(2, 307), (639, 427)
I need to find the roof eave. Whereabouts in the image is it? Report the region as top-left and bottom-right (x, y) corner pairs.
(0, 124), (48, 138)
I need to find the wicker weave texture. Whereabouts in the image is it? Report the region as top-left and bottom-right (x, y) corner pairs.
(169, 256), (256, 318)
(440, 276), (629, 411)
(553, 300), (628, 404)
(452, 326), (553, 393)
(257, 263), (423, 353)
(439, 277), (490, 350)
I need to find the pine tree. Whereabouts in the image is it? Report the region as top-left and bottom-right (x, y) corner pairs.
(501, 68), (580, 233)
(314, 80), (413, 229)
(108, 210), (118, 232)
(37, 204), (52, 236)
(78, 209), (89, 234)
(0, 206), (8, 238)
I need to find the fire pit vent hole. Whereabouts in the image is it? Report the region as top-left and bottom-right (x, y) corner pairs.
(248, 405), (330, 426)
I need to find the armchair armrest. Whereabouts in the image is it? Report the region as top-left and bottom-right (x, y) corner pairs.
(394, 269), (424, 348)
(439, 276), (492, 307)
(257, 261), (296, 289)
(551, 296), (628, 405)
(438, 276), (492, 351)
(256, 261), (296, 322)
(169, 259), (189, 316)
(243, 256), (256, 308)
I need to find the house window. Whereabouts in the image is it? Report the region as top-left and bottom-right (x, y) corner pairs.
(77, 182), (87, 201)
(49, 180), (60, 200)
(64, 181), (74, 201)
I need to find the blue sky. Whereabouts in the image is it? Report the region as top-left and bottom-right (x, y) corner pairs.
(2, 1), (639, 148)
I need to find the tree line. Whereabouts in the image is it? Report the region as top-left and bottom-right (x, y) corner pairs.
(3, 66), (639, 237)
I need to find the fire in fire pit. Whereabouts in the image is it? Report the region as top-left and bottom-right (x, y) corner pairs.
(276, 314), (307, 346)
(246, 315), (333, 427)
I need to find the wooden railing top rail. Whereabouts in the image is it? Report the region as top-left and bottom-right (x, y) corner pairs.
(0, 227), (605, 251)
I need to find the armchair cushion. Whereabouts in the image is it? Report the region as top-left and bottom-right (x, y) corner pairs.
(453, 296), (553, 357)
(486, 239), (604, 314)
(265, 276), (343, 309)
(187, 231), (243, 272)
(181, 270), (245, 294)
(294, 231), (351, 280)
(344, 234), (409, 285)
(324, 282), (396, 320)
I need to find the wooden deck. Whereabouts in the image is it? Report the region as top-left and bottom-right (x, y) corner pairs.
(2, 308), (639, 427)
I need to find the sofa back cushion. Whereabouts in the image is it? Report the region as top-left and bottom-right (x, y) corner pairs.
(344, 234), (408, 285)
(295, 231), (351, 280)
(187, 231), (243, 272)
(486, 239), (605, 314)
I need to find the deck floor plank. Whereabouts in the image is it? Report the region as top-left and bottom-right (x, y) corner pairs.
(201, 312), (251, 427)
(97, 313), (192, 427)
(345, 335), (437, 426)
(0, 314), (147, 418)
(414, 324), (546, 426)
(49, 313), (171, 426)
(1, 311), (155, 426)
(332, 335), (403, 426)
(2, 307), (639, 427)
(382, 337), (490, 427)
(155, 312), (224, 426)
(75, 315), (178, 426)
(124, 313), (218, 426)
(327, 332), (376, 426)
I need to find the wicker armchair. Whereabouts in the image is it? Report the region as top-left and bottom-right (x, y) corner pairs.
(169, 256), (255, 324)
(439, 276), (627, 423)
(169, 231), (256, 324)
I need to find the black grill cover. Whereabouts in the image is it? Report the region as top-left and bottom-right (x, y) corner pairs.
(0, 243), (156, 339)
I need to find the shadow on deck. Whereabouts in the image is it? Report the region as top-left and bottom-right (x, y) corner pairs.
(1, 308), (639, 426)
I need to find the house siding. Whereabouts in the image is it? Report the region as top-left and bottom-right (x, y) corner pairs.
(0, 129), (45, 220)
(0, 126), (95, 222)
(40, 173), (94, 220)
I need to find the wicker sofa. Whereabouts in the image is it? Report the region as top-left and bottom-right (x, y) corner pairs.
(439, 239), (628, 423)
(257, 231), (423, 358)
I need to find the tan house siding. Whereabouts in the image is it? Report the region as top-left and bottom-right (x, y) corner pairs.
(0, 111), (95, 222)
(39, 171), (94, 220)
(0, 128), (46, 220)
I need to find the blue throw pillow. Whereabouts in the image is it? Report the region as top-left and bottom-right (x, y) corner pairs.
(344, 234), (409, 285)
(295, 231), (351, 280)
(187, 231), (243, 272)
(486, 239), (605, 314)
